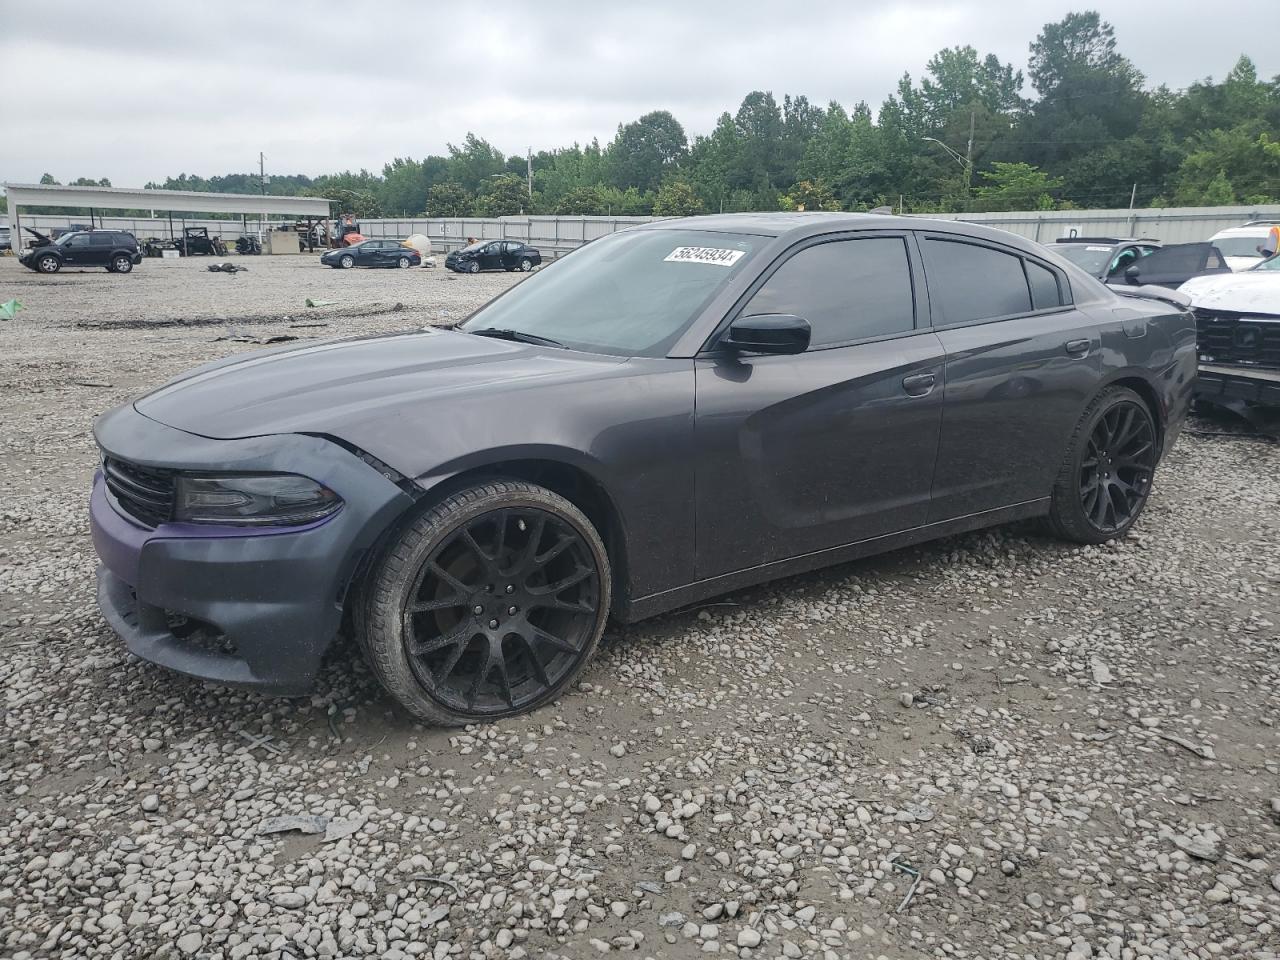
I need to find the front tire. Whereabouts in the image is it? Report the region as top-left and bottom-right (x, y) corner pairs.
(357, 480), (611, 725)
(1046, 386), (1158, 544)
(340, 254), (355, 269)
(37, 254), (60, 274)
(467, 260), (480, 274)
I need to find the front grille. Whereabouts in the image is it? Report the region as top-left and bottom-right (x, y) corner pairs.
(1196, 310), (1280, 368)
(103, 457), (175, 528)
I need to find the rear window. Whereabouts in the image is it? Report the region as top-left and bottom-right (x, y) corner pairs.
(923, 239), (1032, 324)
(1026, 260), (1064, 309)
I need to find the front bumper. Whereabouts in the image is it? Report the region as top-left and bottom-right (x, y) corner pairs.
(1196, 363), (1280, 407)
(90, 405), (415, 694)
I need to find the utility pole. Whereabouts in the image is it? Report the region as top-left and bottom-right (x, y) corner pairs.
(526, 147), (533, 201)
(964, 109), (975, 202)
(258, 152), (268, 241)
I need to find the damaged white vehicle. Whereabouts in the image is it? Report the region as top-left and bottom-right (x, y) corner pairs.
(1180, 262), (1280, 416)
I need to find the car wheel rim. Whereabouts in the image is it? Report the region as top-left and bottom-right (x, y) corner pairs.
(401, 508), (600, 716)
(41, 259), (56, 272)
(1079, 400), (1155, 533)
(521, 260), (531, 271)
(400, 257), (410, 268)
(341, 257), (353, 268)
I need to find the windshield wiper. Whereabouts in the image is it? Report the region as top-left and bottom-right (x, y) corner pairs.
(468, 327), (565, 348)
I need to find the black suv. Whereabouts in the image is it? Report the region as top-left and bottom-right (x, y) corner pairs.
(20, 230), (143, 274)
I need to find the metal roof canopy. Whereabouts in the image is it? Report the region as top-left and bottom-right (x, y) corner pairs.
(3, 182), (331, 217)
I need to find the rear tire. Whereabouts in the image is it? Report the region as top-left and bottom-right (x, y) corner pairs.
(1045, 386), (1158, 544)
(37, 254), (60, 274)
(110, 255), (133, 274)
(398, 256), (412, 269)
(520, 258), (533, 272)
(356, 480), (610, 726)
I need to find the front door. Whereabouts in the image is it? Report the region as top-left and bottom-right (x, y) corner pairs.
(60, 233), (93, 266)
(694, 233), (945, 579)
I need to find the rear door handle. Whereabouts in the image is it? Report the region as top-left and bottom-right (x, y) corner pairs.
(902, 372), (936, 396)
(1065, 339), (1091, 358)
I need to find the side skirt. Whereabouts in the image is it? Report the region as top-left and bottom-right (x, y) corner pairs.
(620, 498), (1050, 623)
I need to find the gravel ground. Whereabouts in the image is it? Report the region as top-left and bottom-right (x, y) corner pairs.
(1, 253), (1278, 960)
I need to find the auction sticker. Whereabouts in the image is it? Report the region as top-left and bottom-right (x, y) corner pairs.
(664, 246), (746, 267)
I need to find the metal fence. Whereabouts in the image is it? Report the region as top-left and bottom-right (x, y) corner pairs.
(9, 206), (1280, 254)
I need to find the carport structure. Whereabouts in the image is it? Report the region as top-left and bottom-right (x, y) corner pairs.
(3, 182), (332, 253)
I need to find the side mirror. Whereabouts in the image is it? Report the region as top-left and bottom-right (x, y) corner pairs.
(722, 314), (811, 355)
(1124, 264), (1141, 284)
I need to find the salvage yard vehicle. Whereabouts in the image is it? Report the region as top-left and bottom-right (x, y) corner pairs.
(1111, 241), (1231, 289)
(445, 239), (541, 273)
(179, 226), (226, 256)
(320, 239), (420, 269)
(1051, 236), (1161, 282)
(1179, 268), (1280, 414)
(1207, 221), (1280, 271)
(19, 229), (142, 274)
(90, 213), (1195, 725)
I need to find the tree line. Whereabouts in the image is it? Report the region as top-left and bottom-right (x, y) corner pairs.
(13, 11), (1280, 220)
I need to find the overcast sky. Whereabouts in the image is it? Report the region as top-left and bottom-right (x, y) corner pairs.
(2, 1), (1277, 187)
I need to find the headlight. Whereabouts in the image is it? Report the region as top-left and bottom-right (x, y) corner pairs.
(174, 474), (342, 525)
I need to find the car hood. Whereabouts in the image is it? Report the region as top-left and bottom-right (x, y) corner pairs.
(135, 328), (626, 442)
(1179, 272), (1280, 315)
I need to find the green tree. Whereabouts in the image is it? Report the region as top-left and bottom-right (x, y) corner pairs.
(972, 162), (1063, 211)
(445, 134), (506, 191)
(475, 174), (529, 217)
(426, 181), (474, 217)
(605, 111), (687, 193)
(1173, 128), (1280, 203)
(652, 179), (705, 217)
(782, 179), (841, 211)
(555, 186), (607, 215)
(378, 158), (431, 215)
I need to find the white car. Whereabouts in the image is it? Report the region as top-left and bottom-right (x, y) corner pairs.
(1206, 221), (1280, 271)
(1179, 267), (1280, 412)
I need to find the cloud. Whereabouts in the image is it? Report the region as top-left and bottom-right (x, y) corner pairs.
(1, 0), (1275, 185)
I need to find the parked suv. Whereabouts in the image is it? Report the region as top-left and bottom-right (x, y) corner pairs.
(19, 230), (143, 274)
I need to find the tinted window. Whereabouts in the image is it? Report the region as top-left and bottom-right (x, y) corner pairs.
(742, 237), (915, 347)
(90, 233), (115, 246)
(463, 228), (759, 357)
(924, 239), (1031, 324)
(1026, 260), (1063, 309)
(1137, 243), (1212, 276)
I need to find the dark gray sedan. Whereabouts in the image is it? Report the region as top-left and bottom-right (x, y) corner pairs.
(90, 213), (1195, 725)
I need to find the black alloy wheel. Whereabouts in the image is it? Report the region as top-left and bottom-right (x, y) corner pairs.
(1078, 400), (1155, 533)
(358, 480), (610, 725)
(1046, 386), (1158, 543)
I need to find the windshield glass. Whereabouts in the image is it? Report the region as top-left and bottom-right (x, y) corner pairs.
(459, 240), (490, 253)
(54, 233), (80, 246)
(1052, 243), (1114, 274)
(461, 229), (760, 357)
(1250, 255), (1280, 271)
(1213, 237), (1266, 258)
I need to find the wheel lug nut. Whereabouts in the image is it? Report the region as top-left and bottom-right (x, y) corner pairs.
(505, 585), (515, 594)
(488, 619), (499, 629)
(473, 605), (484, 615)
(508, 605), (518, 615)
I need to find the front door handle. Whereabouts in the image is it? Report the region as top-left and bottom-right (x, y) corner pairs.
(1065, 338), (1091, 358)
(902, 372), (936, 396)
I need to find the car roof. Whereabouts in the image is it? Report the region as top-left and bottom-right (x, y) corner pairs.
(636, 211), (1055, 256)
(1211, 224), (1275, 238)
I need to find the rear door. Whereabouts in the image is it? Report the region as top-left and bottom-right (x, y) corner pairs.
(694, 232), (945, 579)
(919, 234), (1100, 521)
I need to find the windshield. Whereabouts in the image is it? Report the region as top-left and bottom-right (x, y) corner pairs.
(1250, 255), (1280, 271)
(1213, 237), (1266, 259)
(1053, 243), (1114, 274)
(54, 232), (81, 246)
(461, 229), (759, 357)
(459, 240), (490, 253)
